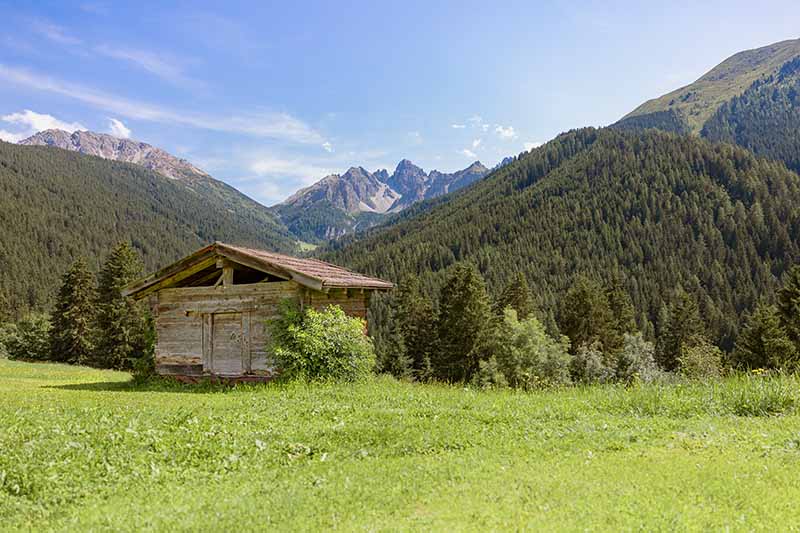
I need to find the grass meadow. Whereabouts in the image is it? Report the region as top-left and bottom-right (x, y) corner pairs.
(2, 358), (800, 531)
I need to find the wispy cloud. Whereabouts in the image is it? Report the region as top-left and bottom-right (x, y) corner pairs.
(460, 148), (477, 158)
(472, 138), (482, 149)
(0, 64), (324, 143)
(495, 125), (517, 140)
(0, 109), (85, 142)
(30, 20), (82, 46)
(95, 44), (203, 89)
(107, 118), (131, 138)
(322, 141), (333, 153)
(524, 141), (543, 151)
(451, 123), (466, 129)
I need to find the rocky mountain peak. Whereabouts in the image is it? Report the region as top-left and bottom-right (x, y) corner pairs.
(20, 129), (208, 181)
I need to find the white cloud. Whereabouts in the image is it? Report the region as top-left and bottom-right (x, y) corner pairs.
(472, 138), (482, 149)
(495, 125), (517, 140)
(0, 64), (323, 143)
(95, 45), (203, 89)
(322, 141), (333, 153)
(0, 130), (28, 143)
(451, 124), (466, 129)
(460, 148), (477, 159)
(468, 115), (483, 125)
(107, 118), (131, 138)
(524, 141), (543, 151)
(0, 109), (85, 142)
(31, 20), (82, 46)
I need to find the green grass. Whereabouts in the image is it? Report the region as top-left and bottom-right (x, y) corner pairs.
(2, 359), (800, 531)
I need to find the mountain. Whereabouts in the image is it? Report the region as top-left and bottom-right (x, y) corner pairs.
(273, 159), (490, 242)
(0, 140), (297, 316)
(20, 129), (207, 180)
(20, 129), (291, 241)
(323, 128), (800, 350)
(616, 38), (800, 135)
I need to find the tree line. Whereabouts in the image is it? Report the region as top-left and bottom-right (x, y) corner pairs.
(373, 261), (800, 387)
(0, 242), (153, 374)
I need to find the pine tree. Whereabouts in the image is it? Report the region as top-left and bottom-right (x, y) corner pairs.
(394, 274), (438, 380)
(495, 273), (535, 319)
(732, 303), (797, 370)
(49, 257), (95, 364)
(93, 242), (148, 370)
(0, 289), (10, 323)
(558, 275), (616, 354)
(655, 288), (706, 371)
(435, 263), (494, 382)
(777, 265), (800, 350)
(606, 274), (636, 339)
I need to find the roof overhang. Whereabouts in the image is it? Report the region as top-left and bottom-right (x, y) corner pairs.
(123, 242), (392, 300)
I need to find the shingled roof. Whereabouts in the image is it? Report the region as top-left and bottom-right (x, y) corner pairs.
(123, 241), (393, 299)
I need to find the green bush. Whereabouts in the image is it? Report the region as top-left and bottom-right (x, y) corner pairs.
(475, 309), (571, 389)
(678, 339), (723, 380)
(615, 333), (664, 384)
(570, 341), (615, 384)
(3, 314), (52, 361)
(269, 301), (376, 382)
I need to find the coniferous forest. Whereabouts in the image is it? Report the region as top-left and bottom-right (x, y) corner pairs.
(324, 128), (800, 354)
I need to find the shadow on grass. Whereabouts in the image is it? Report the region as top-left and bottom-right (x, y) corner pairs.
(46, 378), (267, 394)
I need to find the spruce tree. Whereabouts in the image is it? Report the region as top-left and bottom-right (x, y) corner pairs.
(777, 265), (800, 350)
(495, 273), (535, 319)
(394, 274), (438, 380)
(435, 263), (494, 382)
(655, 288), (706, 371)
(49, 257), (95, 364)
(93, 242), (148, 370)
(0, 289), (10, 323)
(558, 275), (616, 354)
(732, 303), (796, 370)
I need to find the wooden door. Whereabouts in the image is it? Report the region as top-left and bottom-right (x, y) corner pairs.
(210, 312), (244, 375)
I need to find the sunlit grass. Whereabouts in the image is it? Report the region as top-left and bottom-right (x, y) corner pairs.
(1, 359), (799, 531)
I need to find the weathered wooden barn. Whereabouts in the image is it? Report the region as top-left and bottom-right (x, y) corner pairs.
(123, 242), (392, 380)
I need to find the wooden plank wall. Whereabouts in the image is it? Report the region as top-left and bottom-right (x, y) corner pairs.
(153, 282), (371, 378)
(154, 281), (297, 377)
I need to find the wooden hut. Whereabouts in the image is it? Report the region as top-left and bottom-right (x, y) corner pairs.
(123, 242), (392, 381)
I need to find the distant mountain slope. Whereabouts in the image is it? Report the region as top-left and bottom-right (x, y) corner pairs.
(20, 129), (292, 245)
(616, 38), (800, 134)
(273, 159), (490, 242)
(0, 141), (296, 315)
(323, 128), (800, 349)
(702, 56), (800, 173)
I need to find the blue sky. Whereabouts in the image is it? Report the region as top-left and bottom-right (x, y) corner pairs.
(1, 1), (798, 205)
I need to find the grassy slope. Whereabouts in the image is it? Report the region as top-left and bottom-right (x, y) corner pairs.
(2, 360), (800, 530)
(621, 38), (800, 133)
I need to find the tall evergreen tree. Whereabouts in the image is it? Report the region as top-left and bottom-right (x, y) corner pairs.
(435, 263), (494, 382)
(655, 288), (706, 371)
(606, 274), (636, 338)
(558, 276), (616, 354)
(732, 303), (797, 370)
(0, 288), (10, 323)
(49, 257), (95, 364)
(393, 274), (438, 379)
(93, 242), (148, 370)
(777, 265), (800, 351)
(495, 273), (535, 319)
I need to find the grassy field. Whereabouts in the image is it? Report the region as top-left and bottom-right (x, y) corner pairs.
(2, 360), (800, 531)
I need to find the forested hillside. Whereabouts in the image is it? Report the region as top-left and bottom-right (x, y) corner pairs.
(323, 128), (800, 349)
(615, 39), (800, 175)
(702, 57), (800, 173)
(617, 38), (800, 134)
(0, 142), (297, 316)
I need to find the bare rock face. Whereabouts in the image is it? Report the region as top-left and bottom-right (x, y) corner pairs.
(274, 158), (492, 243)
(20, 129), (208, 181)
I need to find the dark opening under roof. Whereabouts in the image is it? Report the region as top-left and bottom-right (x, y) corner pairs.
(122, 242), (393, 299)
